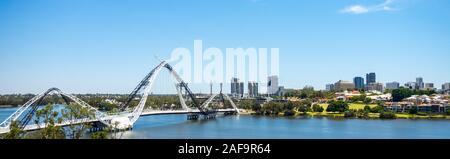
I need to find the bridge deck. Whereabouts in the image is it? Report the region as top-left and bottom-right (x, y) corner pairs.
(0, 109), (238, 134)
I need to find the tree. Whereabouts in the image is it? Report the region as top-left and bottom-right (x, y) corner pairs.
(252, 103), (261, 112)
(379, 111), (396, 119)
(91, 131), (108, 139)
(363, 105), (372, 112)
(363, 98), (372, 104)
(371, 106), (384, 113)
(344, 110), (356, 118)
(62, 103), (96, 139)
(392, 87), (413, 102)
(357, 109), (369, 119)
(297, 105), (310, 114)
(34, 104), (65, 139)
(326, 101), (349, 113)
(283, 110), (296, 116)
(2, 120), (25, 139)
(239, 100), (255, 110)
(408, 106), (418, 115)
(261, 102), (284, 115)
(312, 104), (324, 112)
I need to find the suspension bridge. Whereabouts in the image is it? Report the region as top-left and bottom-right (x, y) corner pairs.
(0, 61), (239, 134)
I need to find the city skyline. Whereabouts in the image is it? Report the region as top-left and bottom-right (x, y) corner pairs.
(1, 0), (450, 94)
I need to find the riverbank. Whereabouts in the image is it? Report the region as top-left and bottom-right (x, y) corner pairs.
(0, 105), (14, 108)
(243, 109), (450, 120)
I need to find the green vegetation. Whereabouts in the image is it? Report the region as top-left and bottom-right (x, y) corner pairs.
(344, 110), (356, 118)
(379, 111), (396, 119)
(326, 101), (349, 113)
(90, 131), (108, 139)
(2, 121), (25, 139)
(392, 87), (435, 102)
(312, 104), (324, 112)
(2, 103), (96, 139)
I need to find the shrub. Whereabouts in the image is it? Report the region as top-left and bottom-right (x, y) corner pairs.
(326, 101), (349, 113)
(344, 110), (356, 118)
(284, 110), (296, 116)
(371, 106), (384, 113)
(379, 111), (396, 119)
(363, 105), (371, 112)
(408, 107), (418, 114)
(312, 104), (324, 112)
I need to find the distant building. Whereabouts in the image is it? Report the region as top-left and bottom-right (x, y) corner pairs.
(326, 84), (335, 91)
(366, 73), (376, 85)
(386, 82), (400, 90)
(231, 78), (238, 95)
(267, 76), (279, 95)
(248, 82), (259, 97)
(405, 82), (417, 89)
(442, 83), (450, 91)
(353, 77), (365, 90)
(231, 78), (244, 97)
(416, 77), (424, 90)
(334, 80), (355, 92)
(424, 83), (434, 90)
(366, 83), (384, 93)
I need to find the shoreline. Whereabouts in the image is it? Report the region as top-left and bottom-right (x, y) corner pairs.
(240, 110), (450, 120)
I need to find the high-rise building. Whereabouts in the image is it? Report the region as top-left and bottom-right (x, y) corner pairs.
(231, 78), (244, 97)
(267, 76), (279, 95)
(416, 77), (424, 90)
(366, 83), (384, 93)
(386, 82), (400, 90)
(353, 77), (365, 90)
(424, 83), (434, 90)
(334, 80), (355, 92)
(248, 82), (259, 97)
(238, 82), (244, 98)
(442, 83), (450, 91)
(326, 84), (334, 91)
(366, 73), (376, 85)
(231, 78), (239, 96)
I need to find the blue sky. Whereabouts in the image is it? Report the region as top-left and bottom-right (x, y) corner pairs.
(1, 0), (449, 94)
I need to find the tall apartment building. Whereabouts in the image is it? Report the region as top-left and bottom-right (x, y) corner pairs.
(231, 78), (244, 97)
(267, 76), (279, 95)
(366, 73), (376, 85)
(248, 82), (259, 97)
(353, 77), (365, 90)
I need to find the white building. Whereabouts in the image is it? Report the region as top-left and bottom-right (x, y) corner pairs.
(443, 83), (450, 91)
(386, 82), (400, 90)
(405, 82), (417, 89)
(416, 77), (424, 89)
(424, 83), (435, 90)
(267, 75), (279, 95)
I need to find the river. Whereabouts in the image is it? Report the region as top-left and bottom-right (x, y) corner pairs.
(2, 107), (450, 139)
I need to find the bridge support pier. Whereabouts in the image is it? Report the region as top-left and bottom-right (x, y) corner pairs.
(187, 114), (199, 120)
(224, 111), (238, 116)
(203, 113), (216, 120)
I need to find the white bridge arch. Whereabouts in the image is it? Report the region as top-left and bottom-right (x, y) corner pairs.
(0, 61), (239, 134)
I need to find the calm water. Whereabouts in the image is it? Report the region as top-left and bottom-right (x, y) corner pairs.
(2, 107), (450, 139)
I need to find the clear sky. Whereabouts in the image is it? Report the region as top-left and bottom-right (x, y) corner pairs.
(1, 0), (449, 94)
